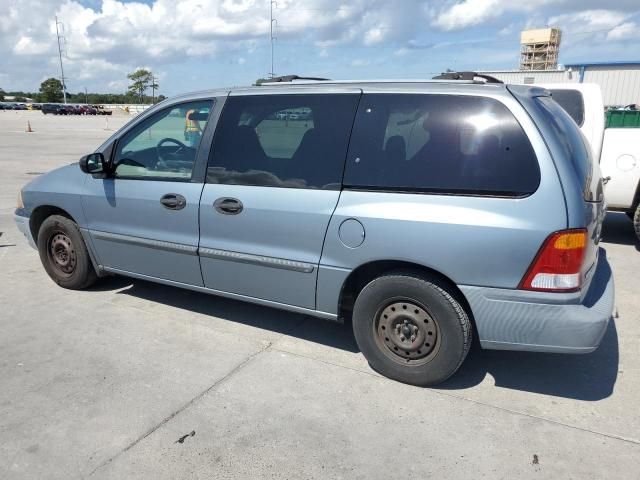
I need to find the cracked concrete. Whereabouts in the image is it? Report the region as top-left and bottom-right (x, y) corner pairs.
(1, 111), (639, 479)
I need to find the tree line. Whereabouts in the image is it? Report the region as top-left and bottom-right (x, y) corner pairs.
(0, 69), (166, 104)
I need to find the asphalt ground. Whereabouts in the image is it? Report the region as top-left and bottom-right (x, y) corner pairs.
(1, 110), (639, 479)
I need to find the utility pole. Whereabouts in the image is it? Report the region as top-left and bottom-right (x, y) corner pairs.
(151, 75), (156, 104)
(84, 87), (88, 104)
(55, 16), (67, 104)
(270, 1), (277, 78)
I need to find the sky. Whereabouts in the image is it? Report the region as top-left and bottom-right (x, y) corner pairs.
(1, 0), (639, 96)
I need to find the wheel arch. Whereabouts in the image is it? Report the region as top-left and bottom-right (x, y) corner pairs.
(337, 260), (476, 330)
(30, 205), (76, 243)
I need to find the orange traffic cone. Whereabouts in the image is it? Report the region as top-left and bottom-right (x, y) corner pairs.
(26, 121), (33, 133)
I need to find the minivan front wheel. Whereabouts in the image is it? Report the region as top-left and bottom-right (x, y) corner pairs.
(352, 273), (471, 386)
(37, 215), (97, 290)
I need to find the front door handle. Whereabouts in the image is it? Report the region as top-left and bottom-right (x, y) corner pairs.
(214, 197), (243, 215)
(160, 193), (186, 210)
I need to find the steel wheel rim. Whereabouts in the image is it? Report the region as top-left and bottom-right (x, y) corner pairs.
(373, 300), (440, 366)
(47, 231), (77, 277)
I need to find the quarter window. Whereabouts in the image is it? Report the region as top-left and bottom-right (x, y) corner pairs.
(113, 100), (213, 180)
(535, 96), (595, 200)
(207, 94), (359, 189)
(549, 89), (585, 126)
(344, 94), (540, 196)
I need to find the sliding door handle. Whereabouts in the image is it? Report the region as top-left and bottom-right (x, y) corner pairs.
(214, 197), (243, 215)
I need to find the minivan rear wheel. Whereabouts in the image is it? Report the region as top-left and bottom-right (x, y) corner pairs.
(37, 215), (97, 290)
(352, 273), (471, 386)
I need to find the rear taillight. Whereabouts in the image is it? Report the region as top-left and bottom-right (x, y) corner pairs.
(519, 229), (588, 292)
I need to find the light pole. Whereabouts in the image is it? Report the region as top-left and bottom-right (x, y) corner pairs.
(84, 87), (88, 104)
(270, 1), (277, 78)
(55, 16), (67, 104)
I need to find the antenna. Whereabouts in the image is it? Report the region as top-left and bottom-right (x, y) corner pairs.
(55, 16), (67, 104)
(269, 1), (277, 78)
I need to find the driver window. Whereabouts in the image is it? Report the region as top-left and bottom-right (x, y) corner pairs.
(113, 100), (213, 180)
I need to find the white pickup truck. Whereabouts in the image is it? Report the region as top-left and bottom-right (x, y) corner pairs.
(541, 83), (640, 241)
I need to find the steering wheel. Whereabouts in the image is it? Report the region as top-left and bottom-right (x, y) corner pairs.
(155, 138), (188, 170)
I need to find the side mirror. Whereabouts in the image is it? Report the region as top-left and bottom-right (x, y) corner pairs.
(79, 152), (106, 174)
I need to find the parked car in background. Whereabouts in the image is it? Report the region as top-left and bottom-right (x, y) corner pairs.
(13, 103), (28, 110)
(94, 105), (113, 115)
(69, 105), (83, 115)
(78, 105), (97, 115)
(42, 104), (64, 115)
(54, 104), (73, 115)
(541, 83), (640, 240)
(27, 103), (42, 110)
(14, 76), (613, 386)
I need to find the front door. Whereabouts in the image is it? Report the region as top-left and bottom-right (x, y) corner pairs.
(82, 99), (214, 285)
(199, 91), (361, 308)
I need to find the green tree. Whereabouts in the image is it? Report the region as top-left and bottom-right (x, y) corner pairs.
(0, 88), (4, 101)
(39, 78), (64, 102)
(127, 69), (155, 104)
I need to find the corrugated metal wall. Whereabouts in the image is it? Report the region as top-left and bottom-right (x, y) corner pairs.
(478, 70), (575, 85)
(480, 66), (640, 107)
(583, 66), (640, 107)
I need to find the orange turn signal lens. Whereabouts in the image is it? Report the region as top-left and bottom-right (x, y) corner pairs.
(553, 232), (586, 250)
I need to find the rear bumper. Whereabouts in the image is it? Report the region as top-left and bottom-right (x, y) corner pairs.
(460, 251), (614, 353)
(14, 209), (36, 249)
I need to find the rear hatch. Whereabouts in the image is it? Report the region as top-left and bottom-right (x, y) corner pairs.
(528, 93), (605, 292)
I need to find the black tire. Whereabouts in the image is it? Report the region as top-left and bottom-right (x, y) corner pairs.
(37, 215), (97, 289)
(634, 204), (640, 242)
(352, 273), (472, 386)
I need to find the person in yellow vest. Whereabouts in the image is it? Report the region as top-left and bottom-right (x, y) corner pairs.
(184, 108), (202, 147)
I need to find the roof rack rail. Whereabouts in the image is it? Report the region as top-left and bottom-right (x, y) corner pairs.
(255, 75), (331, 86)
(432, 71), (503, 84)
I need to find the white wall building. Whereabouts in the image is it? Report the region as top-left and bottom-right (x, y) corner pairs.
(480, 61), (640, 107)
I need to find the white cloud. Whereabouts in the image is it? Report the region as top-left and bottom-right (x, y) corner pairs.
(107, 79), (128, 90)
(607, 22), (639, 41)
(0, 0), (421, 83)
(432, 0), (503, 30)
(0, 0), (638, 93)
(13, 36), (51, 56)
(546, 9), (639, 48)
(548, 9), (627, 30)
(363, 27), (385, 45)
(497, 24), (513, 36)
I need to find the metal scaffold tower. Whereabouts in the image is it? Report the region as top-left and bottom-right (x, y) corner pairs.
(519, 28), (561, 71)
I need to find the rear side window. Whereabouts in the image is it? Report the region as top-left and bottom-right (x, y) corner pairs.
(535, 96), (595, 200)
(343, 94), (540, 196)
(208, 94), (359, 189)
(549, 89), (585, 126)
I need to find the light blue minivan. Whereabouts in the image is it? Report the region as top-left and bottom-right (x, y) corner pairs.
(14, 76), (614, 385)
